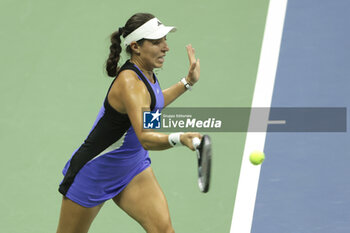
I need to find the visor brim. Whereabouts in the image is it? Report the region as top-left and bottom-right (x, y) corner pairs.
(143, 26), (176, 40)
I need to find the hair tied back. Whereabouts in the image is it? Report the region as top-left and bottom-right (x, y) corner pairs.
(118, 27), (124, 36)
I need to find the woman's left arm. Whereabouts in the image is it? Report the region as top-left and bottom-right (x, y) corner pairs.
(162, 44), (200, 107)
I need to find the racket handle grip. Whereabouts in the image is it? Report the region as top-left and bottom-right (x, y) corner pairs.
(192, 137), (201, 149)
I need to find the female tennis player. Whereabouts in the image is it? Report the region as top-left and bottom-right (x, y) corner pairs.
(56, 13), (201, 233)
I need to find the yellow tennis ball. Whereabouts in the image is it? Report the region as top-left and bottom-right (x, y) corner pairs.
(249, 151), (265, 165)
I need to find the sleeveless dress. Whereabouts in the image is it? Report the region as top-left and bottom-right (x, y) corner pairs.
(58, 60), (164, 207)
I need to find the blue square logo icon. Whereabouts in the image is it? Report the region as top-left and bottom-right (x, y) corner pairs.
(143, 109), (161, 129)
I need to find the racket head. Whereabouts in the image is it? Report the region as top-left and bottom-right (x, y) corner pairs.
(196, 135), (212, 193)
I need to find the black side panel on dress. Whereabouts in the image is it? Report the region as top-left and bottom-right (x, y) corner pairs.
(58, 109), (130, 195)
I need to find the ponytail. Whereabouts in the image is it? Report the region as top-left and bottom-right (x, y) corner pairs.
(106, 27), (124, 77)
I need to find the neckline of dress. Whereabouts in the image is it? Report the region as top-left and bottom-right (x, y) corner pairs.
(129, 60), (157, 85)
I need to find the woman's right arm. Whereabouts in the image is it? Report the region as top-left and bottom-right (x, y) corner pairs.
(108, 70), (201, 151)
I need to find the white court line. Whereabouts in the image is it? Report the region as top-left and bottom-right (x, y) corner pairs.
(229, 1), (288, 233)
(268, 120), (286, 125)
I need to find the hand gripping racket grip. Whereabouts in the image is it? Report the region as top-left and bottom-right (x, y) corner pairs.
(192, 137), (201, 149)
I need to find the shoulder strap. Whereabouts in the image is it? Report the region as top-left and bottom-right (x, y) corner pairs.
(107, 60), (156, 111)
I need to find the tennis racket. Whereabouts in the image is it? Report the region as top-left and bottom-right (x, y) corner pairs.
(192, 135), (212, 193)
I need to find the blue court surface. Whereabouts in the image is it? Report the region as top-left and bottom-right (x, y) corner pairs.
(252, 1), (350, 233)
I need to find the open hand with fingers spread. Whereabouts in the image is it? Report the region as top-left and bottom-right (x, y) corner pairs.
(186, 44), (200, 86)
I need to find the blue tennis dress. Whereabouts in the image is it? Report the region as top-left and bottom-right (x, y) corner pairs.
(59, 60), (164, 207)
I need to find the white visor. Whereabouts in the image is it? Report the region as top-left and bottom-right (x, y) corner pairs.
(123, 18), (176, 46)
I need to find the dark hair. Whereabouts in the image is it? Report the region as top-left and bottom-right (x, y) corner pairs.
(106, 13), (155, 77)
